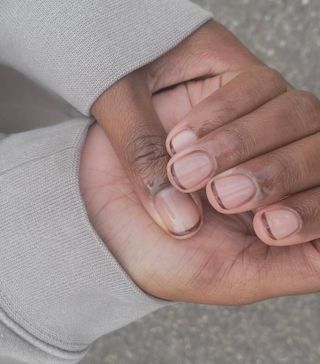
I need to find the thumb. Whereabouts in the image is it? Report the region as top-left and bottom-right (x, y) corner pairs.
(91, 70), (203, 238)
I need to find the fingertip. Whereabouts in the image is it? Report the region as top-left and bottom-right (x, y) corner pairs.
(253, 209), (303, 247)
(205, 179), (245, 215)
(166, 125), (197, 156)
(167, 151), (215, 193)
(252, 212), (278, 246)
(165, 129), (175, 156)
(166, 158), (185, 192)
(154, 187), (203, 239)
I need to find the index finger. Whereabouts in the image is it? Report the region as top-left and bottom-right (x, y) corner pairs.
(92, 70), (203, 239)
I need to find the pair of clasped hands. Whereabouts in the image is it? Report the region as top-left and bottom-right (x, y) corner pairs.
(80, 22), (320, 304)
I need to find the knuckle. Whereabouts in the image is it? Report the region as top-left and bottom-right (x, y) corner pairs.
(222, 124), (257, 162)
(235, 66), (287, 108)
(124, 131), (168, 178)
(259, 151), (300, 197)
(262, 66), (285, 87)
(249, 65), (287, 93)
(290, 90), (320, 123)
(197, 103), (236, 136)
(295, 188), (320, 225)
(298, 90), (319, 107)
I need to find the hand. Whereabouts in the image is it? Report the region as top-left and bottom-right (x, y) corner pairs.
(91, 21), (262, 239)
(79, 115), (320, 306)
(166, 63), (320, 248)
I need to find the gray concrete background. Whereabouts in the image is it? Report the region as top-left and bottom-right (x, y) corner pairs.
(0, 0), (319, 363)
(81, 1), (320, 363)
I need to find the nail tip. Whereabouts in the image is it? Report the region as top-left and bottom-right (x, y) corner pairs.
(210, 180), (227, 210)
(169, 129), (197, 155)
(169, 140), (176, 155)
(154, 186), (203, 239)
(262, 208), (302, 241)
(261, 212), (277, 240)
(170, 216), (203, 239)
(168, 162), (189, 192)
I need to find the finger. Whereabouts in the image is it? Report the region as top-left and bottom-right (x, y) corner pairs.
(253, 187), (320, 246)
(92, 71), (203, 239)
(149, 21), (263, 95)
(152, 74), (239, 133)
(206, 131), (320, 214)
(166, 66), (289, 155)
(167, 90), (320, 193)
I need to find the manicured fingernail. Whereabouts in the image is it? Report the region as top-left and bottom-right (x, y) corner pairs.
(154, 187), (202, 237)
(262, 208), (302, 240)
(169, 151), (215, 191)
(211, 174), (257, 209)
(170, 129), (197, 154)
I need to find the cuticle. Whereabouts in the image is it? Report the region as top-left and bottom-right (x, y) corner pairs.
(169, 216), (202, 237)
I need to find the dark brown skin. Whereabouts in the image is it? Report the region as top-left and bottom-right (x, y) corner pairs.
(80, 21), (320, 304)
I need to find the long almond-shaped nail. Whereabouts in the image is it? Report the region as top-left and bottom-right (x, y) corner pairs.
(169, 151), (215, 191)
(211, 174), (257, 209)
(169, 129), (197, 154)
(154, 186), (202, 237)
(262, 208), (302, 240)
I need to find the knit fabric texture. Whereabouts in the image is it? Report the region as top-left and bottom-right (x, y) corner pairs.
(0, 1), (212, 363)
(0, 0), (212, 115)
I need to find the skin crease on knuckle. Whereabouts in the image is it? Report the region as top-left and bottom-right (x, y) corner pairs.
(294, 190), (320, 228)
(121, 125), (204, 239)
(291, 90), (320, 128)
(259, 152), (301, 198)
(237, 67), (285, 105)
(221, 148), (306, 210)
(220, 124), (258, 165)
(205, 95), (320, 224)
(196, 104), (237, 138)
(183, 67), (287, 140)
(124, 132), (168, 185)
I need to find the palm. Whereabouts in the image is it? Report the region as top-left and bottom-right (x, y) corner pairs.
(81, 77), (320, 304)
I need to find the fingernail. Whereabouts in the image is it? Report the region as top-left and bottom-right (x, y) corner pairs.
(154, 186), (202, 237)
(169, 129), (197, 154)
(211, 174), (256, 209)
(169, 151), (215, 191)
(262, 208), (302, 240)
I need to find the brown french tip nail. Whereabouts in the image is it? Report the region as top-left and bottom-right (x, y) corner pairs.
(169, 151), (215, 192)
(154, 186), (202, 238)
(210, 174), (257, 210)
(168, 129), (197, 155)
(261, 209), (302, 240)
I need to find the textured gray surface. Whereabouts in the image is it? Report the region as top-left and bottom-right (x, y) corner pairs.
(80, 1), (320, 363)
(0, 0), (319, 363)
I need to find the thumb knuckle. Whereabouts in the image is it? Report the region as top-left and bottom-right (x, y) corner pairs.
(125, 131), (168, 178)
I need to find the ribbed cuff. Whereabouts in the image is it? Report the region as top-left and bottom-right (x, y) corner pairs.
(0, 0), (212, 115)
(0, 118), (167, 360)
